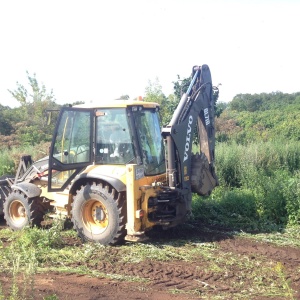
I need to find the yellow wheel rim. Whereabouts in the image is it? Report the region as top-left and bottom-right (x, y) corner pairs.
(82, 199), (109, 234)
(9, 200), (27, 225)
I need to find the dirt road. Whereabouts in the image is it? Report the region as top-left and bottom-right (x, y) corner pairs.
(0, 218), (299, 299)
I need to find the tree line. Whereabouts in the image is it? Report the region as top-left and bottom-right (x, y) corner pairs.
(1, 71), (300, 150)
(216, 92), (300, 144)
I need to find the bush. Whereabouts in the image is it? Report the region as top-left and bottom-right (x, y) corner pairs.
(193, 140), (300, 230)
(216, 140), (300, 186)
(283, 171), (300, 225)
(192, 187), (260, 231)
(251, 170), (288, 224)
(0, 142), (50, 176)
(0, 153), (15, 176)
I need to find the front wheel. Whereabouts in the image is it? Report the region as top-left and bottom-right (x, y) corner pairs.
(71, 183), (126, 245)
(3, 191), (50, 230)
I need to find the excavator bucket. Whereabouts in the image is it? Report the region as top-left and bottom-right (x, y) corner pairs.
(191, 152), (218, 196)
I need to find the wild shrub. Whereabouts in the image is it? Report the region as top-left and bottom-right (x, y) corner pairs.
(0, 152), (15, 176)
(15, 221), (64, 253)
(215, 142), (243, 187)
(251, 170), (289, 224)
(216, 140), (300, 186)
(199, 140), (300, 230)
(0, 237), (38, 300)
(0, 142), (50, 176)
(192, 187), (259, 231)
(283, 171), (300, 225)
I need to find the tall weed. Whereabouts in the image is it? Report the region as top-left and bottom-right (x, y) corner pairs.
(0, 142), (50, 176)
(250, 170), (289, 224)
(283, 171), (300, 225)
(192, 187), (260, 231)
(0, 153), (15, 176)
(0, 221), (64, 299)
(216, 140), (300, 183)
(197, 140), (300, 230)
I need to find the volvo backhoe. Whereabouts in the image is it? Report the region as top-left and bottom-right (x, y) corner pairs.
(0, 64), (218, 245)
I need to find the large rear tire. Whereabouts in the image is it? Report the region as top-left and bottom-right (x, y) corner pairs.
(71, 183), (126, 245)
(3, 191), (50, 230)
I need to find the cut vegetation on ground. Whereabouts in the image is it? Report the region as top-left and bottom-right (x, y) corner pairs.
(0, 219), (299, 300)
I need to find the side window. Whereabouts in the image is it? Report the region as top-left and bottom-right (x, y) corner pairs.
(49, 109), (92, 191)
(53, 110), (91, 164)
(136, 109), (165, 175)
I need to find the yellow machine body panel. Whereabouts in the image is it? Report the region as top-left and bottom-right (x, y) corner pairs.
(82, 164), (168, 235)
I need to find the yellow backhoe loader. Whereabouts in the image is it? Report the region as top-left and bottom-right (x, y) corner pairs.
(0, 65), (218, 245)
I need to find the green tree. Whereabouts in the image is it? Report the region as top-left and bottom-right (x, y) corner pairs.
(117, 95), (130, 100)
(8, 71), (60, 146)
(229, 92), (300, 112)
(218, 91), (300, 144)
(143, 78), (172, 125)
(174, 75), (220, 113)
(0, 104), (14, 135)
(173, 76), (191, 101)
(215, 101), (228, 117)
(143, 78), (166, 105)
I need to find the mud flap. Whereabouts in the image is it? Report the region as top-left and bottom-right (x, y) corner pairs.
(11, 182), (42, 198)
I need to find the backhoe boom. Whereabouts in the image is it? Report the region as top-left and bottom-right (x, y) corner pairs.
(162, 64), (218, 194)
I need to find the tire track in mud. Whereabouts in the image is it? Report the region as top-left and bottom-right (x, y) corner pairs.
(218, 237), (300, 295)
(1, 217), (300, 298)
(218, 237), (300, 264)
(92, 260), (236, 294)
(86, 235), (300, 296)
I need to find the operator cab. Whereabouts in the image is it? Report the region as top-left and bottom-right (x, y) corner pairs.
(48, 102), (165, 191)
(95, 107), (165, 176)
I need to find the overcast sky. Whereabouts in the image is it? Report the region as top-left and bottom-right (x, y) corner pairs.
(0, 0), (299, 108)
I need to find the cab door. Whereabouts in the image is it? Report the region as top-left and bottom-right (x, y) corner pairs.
(48, 107), (94, 192)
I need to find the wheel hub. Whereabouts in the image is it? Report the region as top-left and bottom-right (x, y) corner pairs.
(94, 205), (106, 222)
(9, 200), (27, 224)
(17, 206), (26, 217)
(82, 199), (109, 234)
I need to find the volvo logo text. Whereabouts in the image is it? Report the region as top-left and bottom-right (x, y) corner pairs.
(183, 115), (193, 162)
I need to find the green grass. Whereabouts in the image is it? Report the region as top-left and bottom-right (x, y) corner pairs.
(238, 226), (300, 248)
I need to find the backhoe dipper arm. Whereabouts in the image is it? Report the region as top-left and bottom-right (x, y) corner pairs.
(162, 65), (218, 194)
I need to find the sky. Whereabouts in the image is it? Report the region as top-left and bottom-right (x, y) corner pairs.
(0, 0), (299, 108)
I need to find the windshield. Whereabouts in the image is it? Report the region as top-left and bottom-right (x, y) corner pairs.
(95, 108), (135, 164)
(135, 108), (165, 175)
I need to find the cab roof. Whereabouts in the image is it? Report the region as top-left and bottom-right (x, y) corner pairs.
(74, 99), (160, 109)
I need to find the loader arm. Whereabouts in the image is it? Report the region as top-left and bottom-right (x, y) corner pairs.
(162, 64), (218, 195)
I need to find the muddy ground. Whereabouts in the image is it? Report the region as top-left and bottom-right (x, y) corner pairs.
(0, 217), (299, 300)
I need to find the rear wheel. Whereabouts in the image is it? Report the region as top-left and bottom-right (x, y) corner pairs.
(71, 183), (126, 245)
(3, 191), (50, 230)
